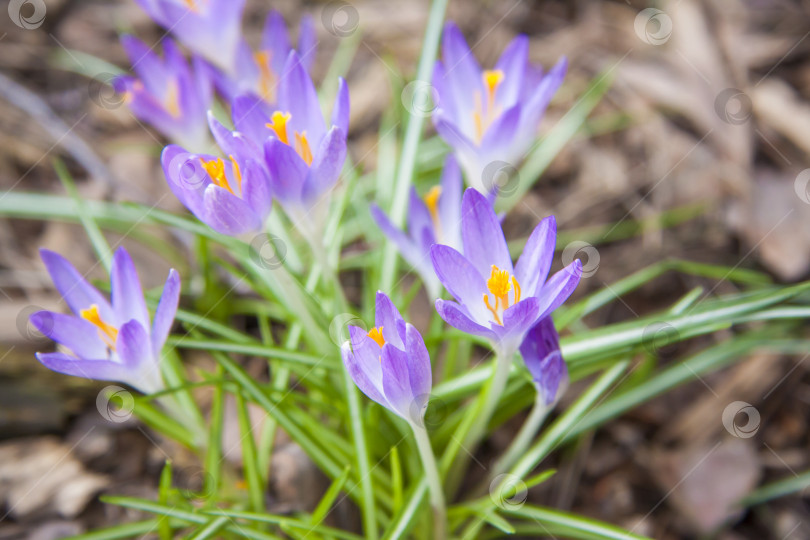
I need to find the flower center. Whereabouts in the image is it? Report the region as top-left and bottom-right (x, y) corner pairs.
(80, 304), (119, 350)
(254, 51), (276, 102)
(483, 265), (521, 326)
(200, 156), (242, 195)
(423, 185), (443, 239)
(472, 69), (504, 144)
(367, 326), (385, 348)
(266, 111), (314, 166)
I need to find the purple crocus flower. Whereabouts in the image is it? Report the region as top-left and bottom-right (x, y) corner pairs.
(341, 292), (432, 424)
(134, 0), (245, 71)
(160, 143), (272, 236)
(261, 52), (349, 217)
(115, 36), (212, 151)
(29, 247), (180, 395)
(371, 155), (463, 299)
(519, 317), (567, 405)
(211, 10), (316, 104)
(431, 22), (567, 194)
(430, 188), (582, 357)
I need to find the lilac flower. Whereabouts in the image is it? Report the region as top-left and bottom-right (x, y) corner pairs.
(115, 36), (212, 151)
(160, 143), (272, 236)
(430, 188), (582, 357)
(371, 156), (463, 299)
(29, 248), (180, 395)
(341, 292), (432, 424)
(134, 0), (245, 71)
(431, 22), (567, 194)
(212, 10), (316, 104)
(519, 317), (567, 405)
(261, 52), (349, 214)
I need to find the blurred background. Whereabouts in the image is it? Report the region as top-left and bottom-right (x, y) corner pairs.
(1, 0), (810, 538)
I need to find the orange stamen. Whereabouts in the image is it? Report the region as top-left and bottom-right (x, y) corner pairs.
(471, 70), (505, 143)
(266, 111), (291, 144)
(165, 80), (181, 118)
(367, 327), (385, 348)
(294, 131), (314, 166)
(254, 50), (276, 102)
(483, 265), (521, 326)
(200, 157), (235, 194)
(80, 304), (119, 350)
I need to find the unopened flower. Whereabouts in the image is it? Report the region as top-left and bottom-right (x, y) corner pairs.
(432, 22), (566, 193)
(430, 188), (581, 357)
(371, 156), (463, 299)
(519, 316), (567, 405)
(134, 0), (245, 71)
(213, 10), (316, 104)
(115, 37), (212, 150)
(30, 248), (180, 394)
(341, 292), (432, 424)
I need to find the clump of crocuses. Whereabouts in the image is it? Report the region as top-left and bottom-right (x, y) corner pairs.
(30, 247), (180, 395)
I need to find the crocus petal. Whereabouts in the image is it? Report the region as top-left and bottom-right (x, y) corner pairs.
(493, 35), (528, 107)
(302, 126), (346, 204)
(370, 204), (426, 273)
(405, 323), (432, 411)
(261, 10), (292, 63)
(439, 22), (482, 128)
(536, 261), (583, 320)
(278, 51), (325, 144)
(499, 297), (542, 352)
(342, 341), (388, 409)
(380, 344), (413, 420)
(408, 187), (434, 246)
(120, 35), (168, 91)
(264, 137), (307, 204)
(435, 299), (498, 341)
(202, 184), (262, 235)
(298, 15), (317, 70)
(429, 244), (489, 322)
(514, 216), (557, 297)
(110, 247), (149, 329)
(519, 317), (566, 405)
(161, 145), (209, 218)
(522, 57), (566, 130)
(437, 155), (463, 249)
(39, 249), (113, 320)
(232, 93), (272, 144)
(240, 159), (273, 219)
(36, 352), (136, 384)
(374, 291), (405, 349)
(433, 115), (478, 157)
(480, 104), (522, 155)
(348, 325), (384, 388)
(116, 320), (151, 369)
(331, 78), (350, 135)
(460, 188), (513, 277)
(30, 311), (108, 360)
(151, 269), (180, 356)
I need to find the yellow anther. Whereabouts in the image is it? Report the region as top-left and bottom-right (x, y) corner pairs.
(228, 155), (243, 191)
(487, 265), (512, 299)
(165, 80), (181, 118)
(512, 276), (521, 304)
(266, 111), (291, 145)
(294, 131), (314, 166)
(200, 157), (236, 195)
(254, 50), (276, 102)
(367, 327), (385, 348)
(80, 304), (119, 350)
(423, 186), (442, 223)
(483, 295), (502, 326)
(483, 265), (521, 326)
(483, 69), (505, 103)
(471, 70), (505, 143)
(182, 0), (197, 10)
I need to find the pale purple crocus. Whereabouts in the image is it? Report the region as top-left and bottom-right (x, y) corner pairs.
(115, 36), (212, 151)
(29, 248), (180, 395)
(211, 10), (316, 104)
(160, 143), (272, 236)
(520, 316), (567, 405)
(134, 0), (245, 71)
(430, 188), (582, 358)
(432, 22), (567, 194)
(371, 156), (463, 299)
(341, 291), (432, 424)
(261, 51), (349, 220)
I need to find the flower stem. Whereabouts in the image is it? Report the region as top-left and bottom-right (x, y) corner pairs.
(412, 422), (446, 540)
(491, 391), (551, 478)
(464, 349), (513, 450)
